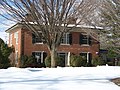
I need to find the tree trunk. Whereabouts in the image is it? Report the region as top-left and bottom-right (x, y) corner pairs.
(50, 48), (57, 68)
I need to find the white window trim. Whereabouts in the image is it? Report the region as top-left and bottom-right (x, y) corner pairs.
(15, 51), (18, 64)
(10, 34), (12, 46)
(57, 52), (68, 66)
(80, 34), (90, 46)
(80, 52), (90, 63)
(33, 32), (44, 44)
(67, 52), (70, 66)
(81, 44), (90, 46)
(34, 42), (44, 44)
(33, 51), (44, 63)
(14, 31), (19, 45)
(61, 33), (70, 45)
(61, 43), (70, 45)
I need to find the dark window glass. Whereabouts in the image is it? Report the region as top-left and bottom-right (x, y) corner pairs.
(32, 52), (42, 63)
(61, 33), (72, 44)
(32, 33), (43, 44)
(80, 34), (91, 45)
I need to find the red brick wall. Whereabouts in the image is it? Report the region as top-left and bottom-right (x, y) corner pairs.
(58, 32), (99, 57)
(8, 28), (22, 67)
(22, 30), (99, 58)
(8, 28), (99, 67)
(22, 30), (49, 56)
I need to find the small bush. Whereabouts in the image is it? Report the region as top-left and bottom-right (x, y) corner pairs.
(0, 63), (10, 69)
(20, 55), (36, 68)
(20, 55), (28, 67)
(118, 60), (120, 66)
(45, 56), (65, 67)
(70, 55), (87, 67)
(45, 56), (51, 67)
(107, 61), (114, 66)
(0, 56), (11, 69)
(92, 57), (106, 66)
(25, 56), (37, 67)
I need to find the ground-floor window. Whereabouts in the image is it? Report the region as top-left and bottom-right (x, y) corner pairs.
(80, 52), (92, 64)
(32, 51), (47, 64)
(57, 52), (69, 67)
(15, 51), (18, 64)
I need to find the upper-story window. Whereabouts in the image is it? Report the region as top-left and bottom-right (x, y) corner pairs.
(14, 32), (18, 44)
(80, 34), (91, 45)
(10, 34), (12, 46)
(61, 33), (72, 45)
(32, 33), (43, 44)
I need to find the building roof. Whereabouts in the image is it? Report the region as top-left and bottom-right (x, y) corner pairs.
(5, 23), (103, 33)
(5, 23), (23, 33)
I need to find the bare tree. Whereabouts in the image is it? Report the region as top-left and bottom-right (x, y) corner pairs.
(0, 0), (98, 67)
(99, 0), (120, 54)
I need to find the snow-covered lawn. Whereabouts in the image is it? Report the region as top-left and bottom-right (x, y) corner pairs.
(0, 66), (120, 90)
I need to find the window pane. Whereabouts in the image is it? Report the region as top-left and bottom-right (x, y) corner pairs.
(32, 52), (44, 64)
(80, 53), (87, 59)
(32, 33), (43, 43)
(61, 33), (70, 44)
(80, 34), (90, 45)
(35, 52), (41, 63)
(10, 34), (12, 46)
(15, 52), (18, 64)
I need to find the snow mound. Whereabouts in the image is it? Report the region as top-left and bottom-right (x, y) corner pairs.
(0, 66), (120, 90)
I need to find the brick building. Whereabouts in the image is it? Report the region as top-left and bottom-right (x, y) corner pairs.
(6, 23), (100, 67)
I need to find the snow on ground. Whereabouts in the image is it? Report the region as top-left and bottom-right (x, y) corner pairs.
(0, 66), (120, 90)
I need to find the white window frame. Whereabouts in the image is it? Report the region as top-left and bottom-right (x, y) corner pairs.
(80, 52), (90, 63)
(15, 51), (18, 64)
(61, 33), (70, 45)
(33, 51), (44, 63)
(57, 52), (68, 66)
(80, 34), (90, 46)
(10, 34), (12, 46)
(14, 31), (18, 44)
(33, 32), (43, 44)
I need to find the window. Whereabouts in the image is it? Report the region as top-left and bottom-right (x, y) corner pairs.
(32, 33), (43, 44)
(80, 34), (91, 45)
(57, 52), (68, 67)
(80, 52), (92, 64)
(32, 51), (47, 63)
(10, 34), (12, 46)
(80, 53), (87, 60)
(14, 32), (18, 44)
(61, 33), (72, 45)
(15, 51), (18, 64)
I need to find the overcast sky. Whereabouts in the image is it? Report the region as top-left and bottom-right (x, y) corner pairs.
(0, 14), (15, 43)
(0, 3), (15, 43)
(0, 18), (15, 43)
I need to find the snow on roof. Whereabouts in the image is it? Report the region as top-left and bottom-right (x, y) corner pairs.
(66, 24), (103, 29)
(5, 23), (103, 33)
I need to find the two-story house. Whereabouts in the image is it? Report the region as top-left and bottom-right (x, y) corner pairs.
(6, 23), (100, 67)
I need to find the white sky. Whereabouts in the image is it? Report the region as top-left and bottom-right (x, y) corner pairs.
(0, 18), (15, 42)
(0, 31), (8, 43)
(0, 5), (15, 42)
(0, 66), (120, 90)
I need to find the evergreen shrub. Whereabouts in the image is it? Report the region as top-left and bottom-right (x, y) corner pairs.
(20, 55), (36, 68)
(45, 56), (65, 67)
(70, 55), (87, 67)
(92, 57), (106, 66)
(45, 56), (51, 67)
